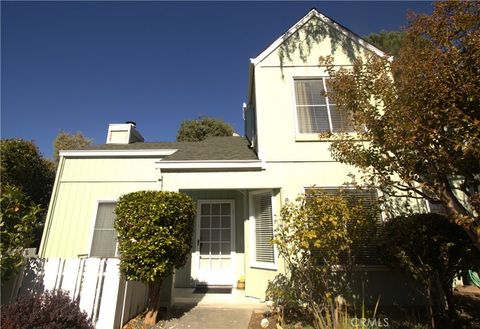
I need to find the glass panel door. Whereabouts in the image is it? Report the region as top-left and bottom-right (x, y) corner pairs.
(195, 201), (234, 285)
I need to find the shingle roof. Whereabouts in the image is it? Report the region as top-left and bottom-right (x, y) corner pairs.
(76, 136), (258, 161)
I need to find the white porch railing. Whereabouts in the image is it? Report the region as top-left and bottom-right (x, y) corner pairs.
(1, 258), (147, 329)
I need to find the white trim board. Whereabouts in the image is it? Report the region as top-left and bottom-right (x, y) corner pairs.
(156, 160), (264, 170)
(60, 149), (178, 157)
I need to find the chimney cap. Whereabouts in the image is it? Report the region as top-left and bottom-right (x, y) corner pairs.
(125, 121), (137, 127)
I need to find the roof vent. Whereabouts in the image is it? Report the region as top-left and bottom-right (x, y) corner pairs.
(106, 122), (144, 144)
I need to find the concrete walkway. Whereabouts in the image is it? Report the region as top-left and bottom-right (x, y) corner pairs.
(158, 305), (255, 329)
(154, 288), (267, 329)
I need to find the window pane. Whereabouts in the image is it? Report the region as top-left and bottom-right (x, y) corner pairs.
(211, 243), (220, 255)
(220, 216), (231, 228)
(91, 202), (117, 257)
(211, 216), (220, 228)
(200, 229), (210, 241)
(200, 242), (210, 255)
(330, 105), (354, 132)
(295, 79), (326, 105)
(221, 229), (231, 242)
(221, 243), (230, 254)
(200, 204), (210, 215)
(221, 203), (231, 215)
(297, 106), (330, 133)
(211, 229), (220, 242)
(91, 230), (116, 258)
(94, 203), (116, 229)
(212, 204), (220, 215)
(200, 216), (210, 228)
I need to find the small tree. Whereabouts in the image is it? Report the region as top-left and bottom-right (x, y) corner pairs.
(53, 130), (92, 165)
(364, 30), (404, 57)
(1, 139), (55, 209)
(0, 185), (41, 280)
(267, 190), (378, 327)
(176, 117), (235, 142)
(320, 1), (480, 250)
(0, 139), (54, 252)
(379, 213), (480, 327)
(114, 191), (195, 326)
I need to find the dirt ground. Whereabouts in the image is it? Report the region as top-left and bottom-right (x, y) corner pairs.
(246, 287), (480, 329)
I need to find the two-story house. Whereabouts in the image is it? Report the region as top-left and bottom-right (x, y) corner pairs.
(39, 9), (420, 308)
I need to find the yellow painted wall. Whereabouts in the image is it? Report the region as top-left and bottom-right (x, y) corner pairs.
(40, 157), (161, 258)
(252, 16), (375, 162)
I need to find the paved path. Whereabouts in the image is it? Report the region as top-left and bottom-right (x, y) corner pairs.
(158, 305), (255, 329)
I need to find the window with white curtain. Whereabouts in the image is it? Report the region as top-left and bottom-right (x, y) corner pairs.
(294, 78), (354, 133)
(90, 202), (117, 258)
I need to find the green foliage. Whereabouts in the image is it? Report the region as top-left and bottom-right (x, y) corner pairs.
(53, 130), (92, 165)
(267, 190), (379, 328)
(379, 213), (480, 325)
(114, 191), (195, 283)
(380, 213), (479, 285)
(319, 1), (480, 249)
(364, 30), (404, 56)
(379, 213), (480, 300)
(176, 117), (235, 142)
(1, 139), (55, 208)
(0, 185), (41, 280)
(1, 139), (55, 248)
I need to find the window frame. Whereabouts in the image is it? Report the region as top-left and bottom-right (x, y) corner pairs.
(292, 76), (353, 139)
(249, 190), (278, 270)
(88, 200), (118, 258)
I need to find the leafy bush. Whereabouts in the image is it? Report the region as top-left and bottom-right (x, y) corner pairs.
(267, 190), (379, 328)
(0, 184), (41, 280)
(114, 190), (195, 325)
(379, 213), (480, 325)
(0, 290), (94, 329)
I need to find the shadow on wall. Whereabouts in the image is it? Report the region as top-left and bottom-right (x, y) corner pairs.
(277, 15), (364, 77)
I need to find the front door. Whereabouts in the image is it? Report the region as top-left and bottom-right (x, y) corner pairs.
(192, 200), (234, 286)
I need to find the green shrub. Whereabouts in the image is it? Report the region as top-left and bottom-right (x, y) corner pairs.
(114, 190), (195, 325)
(267, 190), (379, 328)
(0, 184), (41, 280)
(379, 213), (480, 325)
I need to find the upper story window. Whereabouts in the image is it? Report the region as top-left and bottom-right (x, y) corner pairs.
(294, 78), (354, 134)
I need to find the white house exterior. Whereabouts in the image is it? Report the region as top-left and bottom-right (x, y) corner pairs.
(39, 9), (423, 311)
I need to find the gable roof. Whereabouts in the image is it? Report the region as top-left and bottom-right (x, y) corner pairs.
(250, 8), (386, 66)
(61, 136), (258, 161)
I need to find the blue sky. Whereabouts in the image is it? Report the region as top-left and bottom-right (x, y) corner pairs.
(2, 1), (433, 159)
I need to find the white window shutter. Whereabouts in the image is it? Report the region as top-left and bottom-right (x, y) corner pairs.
(253, 193), (275, 264)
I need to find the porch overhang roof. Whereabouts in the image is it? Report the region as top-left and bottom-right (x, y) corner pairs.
(155, 159), (264, 171)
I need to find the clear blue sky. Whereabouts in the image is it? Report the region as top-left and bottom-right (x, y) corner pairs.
(1, 1), (433, 159)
